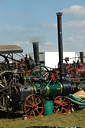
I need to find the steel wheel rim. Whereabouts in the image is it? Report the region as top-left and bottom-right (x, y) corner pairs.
(53, 96), (70, 115)
(24, 94), (44, 118)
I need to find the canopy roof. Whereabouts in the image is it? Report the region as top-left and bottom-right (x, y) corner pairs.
(0, 45), (23, 54)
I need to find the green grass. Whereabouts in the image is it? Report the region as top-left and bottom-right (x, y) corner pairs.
(0, 109), (85, 128)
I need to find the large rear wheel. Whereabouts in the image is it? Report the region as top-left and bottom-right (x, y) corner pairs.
(0, 71), (17, 111)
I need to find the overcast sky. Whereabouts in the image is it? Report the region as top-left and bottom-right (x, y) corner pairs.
(0, 0), (85, 56)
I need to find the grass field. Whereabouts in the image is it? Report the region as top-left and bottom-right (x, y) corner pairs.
(0, 109), (85, 128)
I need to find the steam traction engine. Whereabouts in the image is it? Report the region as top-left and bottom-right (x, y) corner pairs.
(0, 13), (73, 118)
(2, 65), (71, 118)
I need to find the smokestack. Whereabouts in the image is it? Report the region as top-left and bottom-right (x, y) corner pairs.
(32, 42), (39, 65)
(80, 52), (83, 63)
(56, 12), (64, 79)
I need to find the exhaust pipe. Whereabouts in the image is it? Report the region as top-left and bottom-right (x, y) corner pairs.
(32, 42), (39, 65)
(56, 12), (64, 79)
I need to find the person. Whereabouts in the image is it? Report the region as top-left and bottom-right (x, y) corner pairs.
(24, 54), (35, 70)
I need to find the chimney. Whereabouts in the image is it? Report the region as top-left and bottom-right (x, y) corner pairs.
(32, 42), (39, 65)
(56, 12), (64, 79)
(80, 52), (83, 63)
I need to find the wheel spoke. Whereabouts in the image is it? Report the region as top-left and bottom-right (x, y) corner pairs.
(33, 110), (36, 117)
(30, 109), (33, 117)
(34, 97), (38, 103)
(27, 99), (32, 105)
(54, 100), (61, 105)
(3, 76), (7, 86)
(37, 106), (43, 109)
(62, 102), (68, 106)
(35, 108), (40, 114)
(25, 108), (30, 113)
(36, 101), (42, 106)
(61, 107), (67, 113)
(25, 105), (32, 107)
(32, 95), (34, 104)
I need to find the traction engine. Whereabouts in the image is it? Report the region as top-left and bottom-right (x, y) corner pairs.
(0, 13), (74, 118)
(9, 12), (72, 118)
(7, 64), (72, 118)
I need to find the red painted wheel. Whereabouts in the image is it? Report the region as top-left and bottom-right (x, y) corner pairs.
(24, 94), (44, 118)
(53, 96), (70, 115)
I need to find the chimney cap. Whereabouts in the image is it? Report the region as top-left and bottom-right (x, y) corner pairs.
(32, 42), (39, 45)
(56, 12), (63, 16)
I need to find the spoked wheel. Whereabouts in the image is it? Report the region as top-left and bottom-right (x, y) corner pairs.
(31, 65), (51, 81)
(53, 96), (70, 115)
(0, 71), (17, 91)
(0, 63), (8, 71)
(0, 71), (17, 111)
(24, 94), (44, 118)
